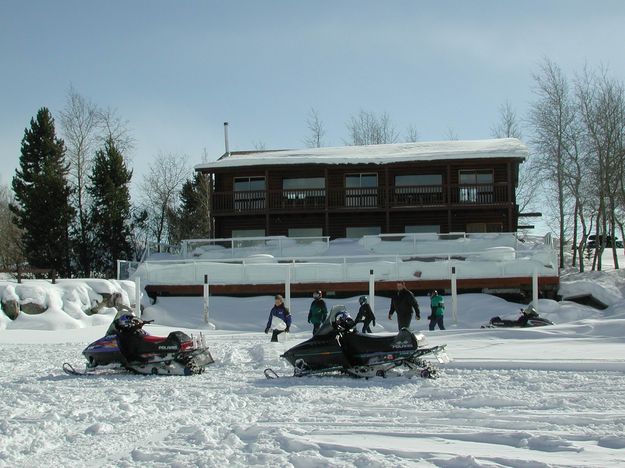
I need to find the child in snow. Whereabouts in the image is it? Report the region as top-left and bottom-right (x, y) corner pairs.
(265, 295), (292, 342)
(307, 290), (328, 334)
(355, 296), (376, 333)
(428, 290), (445, 331)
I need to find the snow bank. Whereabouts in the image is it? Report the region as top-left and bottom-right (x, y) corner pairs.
(0, 279), (136, 331)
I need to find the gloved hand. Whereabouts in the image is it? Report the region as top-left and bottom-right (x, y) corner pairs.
(372, 321), (376, 327)
(264, 327), (270, 334)
(416, 315), (421, 320)
(388, 314), (392, 320)
(427, 315), (432, 320)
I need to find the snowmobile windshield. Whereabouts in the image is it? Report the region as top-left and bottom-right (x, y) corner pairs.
(316, 305), (347, 335)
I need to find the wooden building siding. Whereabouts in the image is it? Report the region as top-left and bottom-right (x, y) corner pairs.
(202, 157), (522, 239)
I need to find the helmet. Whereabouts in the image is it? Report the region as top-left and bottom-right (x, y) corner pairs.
(358, 296), (367, 305)
(115, 314), (135, 330)
(523, 306), (537, 316)
(334, 311), (354, 331)
(313, 291), (322, 300)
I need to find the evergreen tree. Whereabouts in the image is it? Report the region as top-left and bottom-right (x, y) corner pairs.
(88, 138), (133, 277)
(169, 172), (211, 243)
(11, 108), (74, 276)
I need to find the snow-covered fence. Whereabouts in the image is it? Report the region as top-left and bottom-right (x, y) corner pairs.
(179, 236), (331, 260)
(120, 249), (557, 286)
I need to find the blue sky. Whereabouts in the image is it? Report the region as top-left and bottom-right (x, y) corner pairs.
(2, 0), (625, 192)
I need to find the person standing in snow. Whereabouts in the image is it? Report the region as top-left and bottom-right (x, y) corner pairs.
(428, 290), (445, 331)
(307, 290), (328, 334)
(355, 296), (376, 333)
(265, 295), (292, 342)
(388, 281), (420, 331)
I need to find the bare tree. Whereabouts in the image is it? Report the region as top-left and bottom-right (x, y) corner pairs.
(304, 108), (326, 148)
(445, 127), (459, 140)
(528, 58), (578, 269)
(491, 101), (522, 139)
(345, 110), (399, 146)
(0, 182), (23, 270)
(491, 101), (539, 215)
(59, 87), (134, 275)
(404, 125), (420, 143)
(575, 66), (625, 270)
(253, 140), (267, 151)
(140, 153), (190, 247)
(97, 107), (134, 156)
(59, 87), (101, 275)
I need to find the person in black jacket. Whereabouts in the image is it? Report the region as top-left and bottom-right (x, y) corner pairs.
(355, 296), (376, 333)
(388, 281), (420, 331)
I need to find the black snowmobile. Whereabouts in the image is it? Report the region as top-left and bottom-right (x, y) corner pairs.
(482, 305), (554, 329)
(63, 314), (214, 376)
(265, 305), (450, 379)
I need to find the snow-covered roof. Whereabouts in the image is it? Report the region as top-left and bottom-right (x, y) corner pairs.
(195, 138), (527, 171)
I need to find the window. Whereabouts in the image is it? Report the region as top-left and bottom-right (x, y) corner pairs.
(282, 177), (325, 207)
(288, 227), (323, 238)
(346, 226), (381, 238)
(282, 177), (325, 190)
(232, 229), (266, 238)
(394, 174), (443, 205)
(458, 170), (494, 203)
(345, 173), (378, 207)
(234, 177), (266, 211)
(466, 223), (502, 233)
(405, 225), (440, 234)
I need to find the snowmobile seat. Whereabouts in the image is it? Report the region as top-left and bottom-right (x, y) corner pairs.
(142, 335), (169, 344)
(341, 329), (418, 355)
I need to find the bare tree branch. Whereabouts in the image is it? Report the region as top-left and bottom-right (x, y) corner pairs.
(345, 110), (399, 146)
(304, 108), (326, 148)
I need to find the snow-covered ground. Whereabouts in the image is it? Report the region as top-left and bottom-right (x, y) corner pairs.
(2, 270), (625, 466)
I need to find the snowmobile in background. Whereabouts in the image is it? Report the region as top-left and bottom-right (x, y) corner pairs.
(482, 305), (554, 329)
(63, 314), (214, 376)
(265, 305), (450, 379)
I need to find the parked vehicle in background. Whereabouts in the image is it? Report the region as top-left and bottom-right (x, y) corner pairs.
(586, 235), (623, 249)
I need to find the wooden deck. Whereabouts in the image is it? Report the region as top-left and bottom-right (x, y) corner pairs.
(145, 276), (560, 301)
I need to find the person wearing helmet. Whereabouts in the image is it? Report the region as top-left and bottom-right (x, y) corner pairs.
(388, 281), (420, 331)
(355, 295), (376, 333)
(334, 311), (356, 332)
(428, 290), (445, 331)
(518, 305), (539, 326)
(307, 290), (328, 334)
(112, 313), (150, 362)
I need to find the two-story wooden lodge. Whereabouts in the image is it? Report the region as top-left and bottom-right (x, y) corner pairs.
(195, 138), (528, 239)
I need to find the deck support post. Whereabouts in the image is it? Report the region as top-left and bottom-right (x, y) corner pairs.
(203, 274), (210, 323)
(369, 269), (375, 316)
(135, 277), (141, 318)
(532, 270), (539, 312)
(451, 266), (458, 324)
(285, 264), (292, 311)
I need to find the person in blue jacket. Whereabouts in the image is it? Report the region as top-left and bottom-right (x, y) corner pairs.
(265, 294), (292, 342)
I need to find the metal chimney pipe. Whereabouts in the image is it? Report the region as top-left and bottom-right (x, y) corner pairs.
(223, 122), (230, 155)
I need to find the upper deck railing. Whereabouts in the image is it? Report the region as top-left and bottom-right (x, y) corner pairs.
(212, 183), (511, 214)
